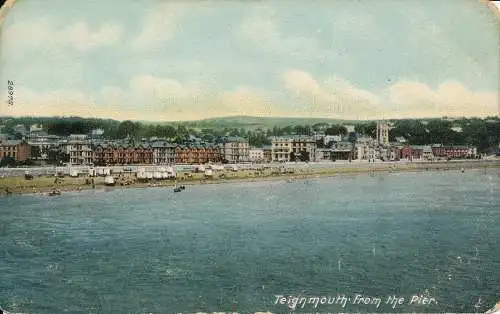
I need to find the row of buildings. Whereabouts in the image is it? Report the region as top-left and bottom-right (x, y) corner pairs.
(0, 123), (480, 166)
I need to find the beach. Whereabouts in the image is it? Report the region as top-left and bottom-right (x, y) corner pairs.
(1, 159), (498, 196)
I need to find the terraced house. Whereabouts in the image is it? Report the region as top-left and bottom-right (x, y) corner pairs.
(92, 143), (154, 165)
(175, 144), (221, 164)
(0, 139), (30, 162)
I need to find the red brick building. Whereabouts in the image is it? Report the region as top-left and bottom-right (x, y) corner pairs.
(431, 146), (472, 159)
(175, 145), (221, 164)
(0, 140), (30, 161)
(92, 144), (153, 165)
(399, 146), (423, 160)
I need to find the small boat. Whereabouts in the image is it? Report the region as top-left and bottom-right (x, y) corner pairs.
(104, 175), (115, 186)
(173, 185), (186, 193)
(48, 189), (61, 196)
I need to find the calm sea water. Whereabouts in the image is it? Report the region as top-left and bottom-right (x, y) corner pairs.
(1, 169), (499, 313)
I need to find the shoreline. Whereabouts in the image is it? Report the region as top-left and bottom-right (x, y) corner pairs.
(1, 160), (499, 196)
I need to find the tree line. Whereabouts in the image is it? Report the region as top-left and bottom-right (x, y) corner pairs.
(1, 116), (499, 153)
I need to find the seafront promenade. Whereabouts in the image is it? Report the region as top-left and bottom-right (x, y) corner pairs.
(0, 159), (498, 196)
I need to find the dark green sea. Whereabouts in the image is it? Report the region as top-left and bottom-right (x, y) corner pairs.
(1, 169), (499, 313)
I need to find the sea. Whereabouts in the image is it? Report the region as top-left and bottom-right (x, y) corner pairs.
(0, 168), (499, 313)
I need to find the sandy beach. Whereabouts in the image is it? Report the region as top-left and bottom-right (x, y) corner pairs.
(1, 159), (498, 196)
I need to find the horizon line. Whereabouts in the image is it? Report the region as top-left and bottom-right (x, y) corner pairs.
(0, 113), (499, 124)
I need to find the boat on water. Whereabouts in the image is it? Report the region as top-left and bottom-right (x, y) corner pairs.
(48, 189), (61, 196)
(173, 185), (186, 193)
(104, 175), (115, 186)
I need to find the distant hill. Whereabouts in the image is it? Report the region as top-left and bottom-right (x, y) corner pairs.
(140, 115), (363, 129)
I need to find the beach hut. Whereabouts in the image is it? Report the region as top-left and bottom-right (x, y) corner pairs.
(169, 170), (177, 179)
(103, 168), (111, 176)
(96, 168), (104, 176)
(146, 172), (153, 179)
(24, 170), (33, 180)
(104, 175), (115, 186)
(153, 171), (162, 179)
(204, 169), (213, 178)
(88, 168), (96, 177)
(137, 171), (147, 181)
(55, 168), (65, 177)
(69, 169), (79, 177)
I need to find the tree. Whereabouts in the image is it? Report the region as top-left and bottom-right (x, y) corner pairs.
(347, 132), (357, 143)
(312, 123), (329, 132)
(117, 120), (140, 139)
(298, 150), (310, 162)
(355, 122), (376, 136)
(325, 125), (347, 136)
(47, 149), (69, 165)
(316, 139), (325, 149)
(0, 156), (16, 167)
(30, 146), (41, 160)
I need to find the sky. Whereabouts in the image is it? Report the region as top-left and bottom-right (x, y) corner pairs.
(0, 0), (499, 121)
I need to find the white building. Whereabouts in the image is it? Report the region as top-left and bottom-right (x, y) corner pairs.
(355, 136), (376, 161)
(343, 125), (356, 133)
(271, 135), (317, 162)
(315, 148), (332, 161)
(324, 135), (342, 146)
(27, 135), (61, 160)
(376, 122), (390, 146)
(219, 136), (250, 163)
(249, 148), (264, 162)
(151, 141), (176, 164)
(67, 134), (93, 165)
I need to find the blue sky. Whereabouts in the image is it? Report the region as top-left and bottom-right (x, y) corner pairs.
(0, 0), (498, 121)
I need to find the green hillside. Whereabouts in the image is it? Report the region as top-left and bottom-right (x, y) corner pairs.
(142, 115), (361, 129)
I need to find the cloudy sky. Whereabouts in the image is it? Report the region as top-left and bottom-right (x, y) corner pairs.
(0, 0), (498, 121)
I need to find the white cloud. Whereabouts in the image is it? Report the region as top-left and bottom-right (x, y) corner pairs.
(2, 18), (123, 52)
(4, 73), (497, 121)
(282, 69), (499, 119)
(387, 80), (499, 118)
(98, 75), (282, 120)
(282, 69), (383, 119)
(2, 74), (287, 121)
(129, 2), (185, 51)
